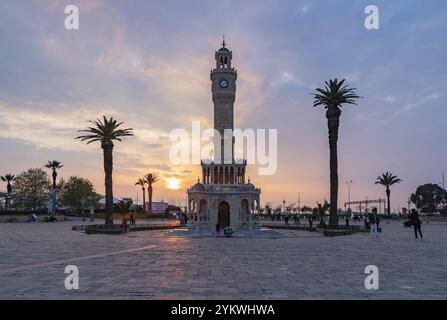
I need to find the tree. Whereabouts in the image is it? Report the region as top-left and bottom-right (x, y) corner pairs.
(76, 116), (133, 226)
(375, 172), (402, 215)
(135, 178), (146, 212)
(58, 176), (100, 213)
(410, 183), (446, 212)
(13, 169), (51, 210)
(1, 174), (16, 210)
(44, 160), (63, 189)
(144, 173), (159, 215)
(313, 78), (361, 227)
(300, 205), (312, 213)
(316, 201), (330, 228)
(115, 199), (132, 219)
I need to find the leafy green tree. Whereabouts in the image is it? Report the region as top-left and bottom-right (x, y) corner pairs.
(300, 205), (312, 213)
(410, 183), (446, 212)
(58, 176), (100, 213)
(312, 79), (361, 227)
(375, 172), (402, 215)
(76, 116), (133, 226)
(13, 169), (51, 210)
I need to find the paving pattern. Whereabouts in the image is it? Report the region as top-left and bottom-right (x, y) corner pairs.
(0, 219), (446, 299)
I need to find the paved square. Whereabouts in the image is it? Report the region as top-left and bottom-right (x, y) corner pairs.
(0, 219), (446, 299)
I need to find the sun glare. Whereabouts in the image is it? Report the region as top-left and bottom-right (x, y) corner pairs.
(167, 178), (181, 190)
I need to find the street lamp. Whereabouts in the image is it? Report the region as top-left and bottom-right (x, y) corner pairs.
(345, 180), (353, 211)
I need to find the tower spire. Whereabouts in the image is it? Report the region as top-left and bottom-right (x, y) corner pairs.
(222, 35), (226, 48)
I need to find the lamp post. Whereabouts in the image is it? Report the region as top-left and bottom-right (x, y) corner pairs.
(345, 180), (353, 211)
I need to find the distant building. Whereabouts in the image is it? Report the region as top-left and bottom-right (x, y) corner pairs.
(145, 201), (169, 213)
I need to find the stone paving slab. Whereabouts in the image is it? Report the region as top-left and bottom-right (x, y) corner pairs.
(0, 219), (447, 299)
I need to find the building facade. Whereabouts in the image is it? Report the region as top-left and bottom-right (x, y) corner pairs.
(186, 40), (261, 228)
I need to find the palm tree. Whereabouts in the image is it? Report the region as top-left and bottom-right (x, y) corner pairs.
(76, 116), (133, 226)
(312, 78), (361, 227)
(375, 172), (402, 215)
(135, 178), (146, 212)
(316, 200), (330, 228)
(45, 160), (63, 189)
(1, 174), (15, 194)
(144, 173), (159, 215)
(1, 174), (15, 210)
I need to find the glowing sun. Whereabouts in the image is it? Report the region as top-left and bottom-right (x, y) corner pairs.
(166, 178), (181, 190)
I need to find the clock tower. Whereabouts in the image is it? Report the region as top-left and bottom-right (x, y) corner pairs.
(186, 39), (261, 230)
(210, 37), (237, 163)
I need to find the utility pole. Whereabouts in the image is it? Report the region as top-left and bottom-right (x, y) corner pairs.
(345, 180), (353, 211)
(298, 192), (301, 213)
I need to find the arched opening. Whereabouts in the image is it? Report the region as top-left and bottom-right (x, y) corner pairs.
(241, 199), (249, 222)
(189, 199), (197, 215)
(198, 199), (208, 221)
(218, 201), (230, 227)
(252, 199), (258, 214)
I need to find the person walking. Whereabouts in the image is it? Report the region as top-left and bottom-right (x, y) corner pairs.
(368, 208), (378, 238)
(410, 209), (423, 240)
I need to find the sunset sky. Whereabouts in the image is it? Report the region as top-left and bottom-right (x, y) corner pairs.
(0, 0), (446, 211)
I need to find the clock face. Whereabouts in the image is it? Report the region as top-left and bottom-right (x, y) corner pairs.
(219, 79), (228, 88)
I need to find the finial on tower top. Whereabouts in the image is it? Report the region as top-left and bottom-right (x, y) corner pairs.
(222, 35), (226, 48)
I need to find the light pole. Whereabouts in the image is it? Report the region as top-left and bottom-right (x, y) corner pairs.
(443, 171), (446, 206)
(345, 180), (353, 211)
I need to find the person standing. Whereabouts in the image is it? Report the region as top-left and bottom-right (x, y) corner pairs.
(368, 208), (378, 238)
(410, 209), (423, 240)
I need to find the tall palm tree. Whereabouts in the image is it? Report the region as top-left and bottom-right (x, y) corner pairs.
(313, 78), (361, 227)
(135, 178), (146, 212)
(76, 116), (133, 226)
(45, 160), (63, 189)
(375, 172), (402, 215)
(144, 173), (159, 215)
(1, 174), (15, 194)
(1, 174), (15, 211)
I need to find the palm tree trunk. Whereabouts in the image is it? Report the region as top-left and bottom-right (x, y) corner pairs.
(327, 108), (341, 228)
(386, 188), (391, 215)
(103, 145), (114, 226)
(52, 170), (57, 189)
(148, 185), (153, 215)
(6, 183), (11, 211)
(142, 187), (146, 212)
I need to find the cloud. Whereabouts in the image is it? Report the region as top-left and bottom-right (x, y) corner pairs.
(386, 96), (396, 103)
(270, 72), (303, 87)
